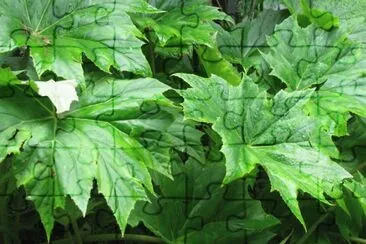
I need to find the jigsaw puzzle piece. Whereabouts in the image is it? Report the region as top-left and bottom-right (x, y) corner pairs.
(129, 153), (280, 243)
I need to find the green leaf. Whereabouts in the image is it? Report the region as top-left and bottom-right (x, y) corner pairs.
(282, 0), (366, 43)
(336, 115), (366, 173)
(0, 0), (158, 82)
(317, 77), (366, 116)
(282, 0), (339, 30)
(176, 73), (352, 229)
(130, 156), (279, 243)
(305, 101), (350, 137)
(306, 70), (366, 136)
(0, 74), (171, 239)
(132, 0), (232, 57)
(195, 45), (241, 85)
(112, 107), (205, 178)
(216, 9), (285, 69)
(262, 16), (366, 135)
(0, 127), (31, 163)
(0, 67), (22, 85)
(53, 197), (83, 227)
(262, 16), (363, 91)
(0, 68), (32, 162)
(336, 172), (366, 239)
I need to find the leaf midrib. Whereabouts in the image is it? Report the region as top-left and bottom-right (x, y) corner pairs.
(34, 0), (52, 32)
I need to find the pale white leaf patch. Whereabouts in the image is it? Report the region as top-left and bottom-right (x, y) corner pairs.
(35, 79), (79, 114)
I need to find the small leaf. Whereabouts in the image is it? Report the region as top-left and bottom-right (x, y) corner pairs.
(130, 157), (279, 243)
(132, 0), (231, 57)
(195, 45), (241, 85)
(0, 74), (174, 238)
(216, 9), (285, 68)
(0, 127), (31, 163)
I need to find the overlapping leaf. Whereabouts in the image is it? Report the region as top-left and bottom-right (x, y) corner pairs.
(262, 16), (363, 91)
(195, 45), (241, 85)
(177, 73), (352, 229)
(0, 73), (175, 239)
(132, 0), (231, 57)
(281, 0), (339, 30)
(262, 16), (366, 136)
(130, 156), (279, 243)
(216, 9), (285, 69)
(307, 67), (366, 136)
(0, 1), (365, 243)
(0, 0), (159, 83)
(336, 115), (366, 174)
(336, 172), (366, 239)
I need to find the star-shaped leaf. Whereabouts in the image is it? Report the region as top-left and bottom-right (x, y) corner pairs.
(0, 0), (159, 82)
(177, 73), (352, 229)
(0, 73), (172, 240)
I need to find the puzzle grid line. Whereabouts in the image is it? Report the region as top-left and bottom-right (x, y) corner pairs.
(0, 0), (365, 242)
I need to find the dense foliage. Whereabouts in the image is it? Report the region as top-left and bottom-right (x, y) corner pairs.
(0, 0), (365, 243)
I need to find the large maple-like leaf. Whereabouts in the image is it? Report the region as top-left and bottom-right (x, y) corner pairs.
(132, 0), (231, 57)
(262, 16), (366, 136)
(176, 73), (352, 229)
(0, 0), (159, 82)
(130, 156), (279, 243)
(0, 73), (173, 239)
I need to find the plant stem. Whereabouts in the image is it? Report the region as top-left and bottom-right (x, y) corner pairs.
(297, 208), (333, 244)
(70, 218), (83, 244)
(214, 0), (223, 10)
(84, 234), (164, 243)
(50, 233), (164, 244)
(279, 229), (294, 244)
(349, 236), (366, 244)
